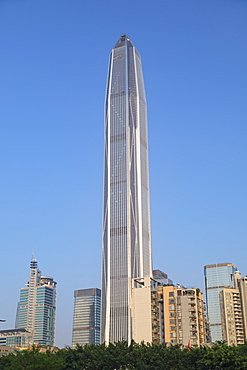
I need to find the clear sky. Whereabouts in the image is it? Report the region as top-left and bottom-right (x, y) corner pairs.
(0, 0), (246, 348)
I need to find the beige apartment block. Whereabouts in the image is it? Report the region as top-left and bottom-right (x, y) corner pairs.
(220, 271), (247, 345)
(156, 285), (207, 347)
(131, 280), (207, 346)
(220, 288), (244, 345)
(131, 277), (159, 344)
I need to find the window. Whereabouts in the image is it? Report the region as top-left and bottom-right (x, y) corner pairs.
(169, 292), (174, 297)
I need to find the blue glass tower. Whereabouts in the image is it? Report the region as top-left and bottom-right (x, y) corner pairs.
(72, 288), (101, 347)
(16, 256), (56, 346)
(204, 263), (237, 342)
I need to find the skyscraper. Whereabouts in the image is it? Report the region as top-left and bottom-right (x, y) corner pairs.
(101, 34), (152, 344)
(204, 263), (237, 342)
(72, 288), (101, 347)
(16, 256), (56, 346)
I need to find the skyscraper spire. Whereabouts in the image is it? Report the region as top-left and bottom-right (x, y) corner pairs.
(30, 253), (38, 270)
(101, 35), (152, 344)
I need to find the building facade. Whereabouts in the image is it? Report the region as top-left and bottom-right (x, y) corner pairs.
(204, 263), (237, 342)
(158, 285), (207, 347)
(220, 271), (247, 345)
(15, 256), (56, 346)
(0, 329), (31, 348)
(131, 277), (160, 344)
(131, 281), (207, 347)
(101, 34), (152, 344)
(72, 288), (101, 347)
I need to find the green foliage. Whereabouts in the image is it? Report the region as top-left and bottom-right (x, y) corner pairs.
(1, 341), (247, 369)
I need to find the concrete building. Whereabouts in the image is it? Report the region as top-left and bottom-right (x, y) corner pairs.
(101, 34), (152, 344)
(156, 285), (207, 347)
(131, 280), (207, 347)
(0, 329), (31, 348)
(131, 277), (160, 344)
(15, 256), (56, 346)
(72, 288), (101, 347)
(220, 271), (247, 345)
(204, 263), (237, 342)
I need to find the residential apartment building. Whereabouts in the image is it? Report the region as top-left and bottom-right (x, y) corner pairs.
(131, 277), (160, 344)
(131, 279), (207, 347)
(157, 285), (207, 347)
(220, 271), (247, 345)
(72, 288), (101, 347)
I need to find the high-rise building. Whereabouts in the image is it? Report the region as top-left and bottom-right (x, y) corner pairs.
(131, 277), (160, 344)
(131, 280), (208, 347)
(16, 256), (56, 346)
(101, 34), (152, 344)
(158, 285), (207, 347)
(204, 263), (237, 342)
(72, 288), (101, 347)
(220, 271), (247, 345)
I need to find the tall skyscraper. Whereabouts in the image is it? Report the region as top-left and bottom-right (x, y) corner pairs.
(16, 256), (56, 346)
(72, 288), (101, 347)
(204, 263), (237, 342)
(101, 34), (152, 344)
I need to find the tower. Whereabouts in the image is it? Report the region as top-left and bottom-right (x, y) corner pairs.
(101, 34), (152, 344)
(16, 256), (56, 346)
(72, 288), (101, 347)
(204, 263), (237, 342)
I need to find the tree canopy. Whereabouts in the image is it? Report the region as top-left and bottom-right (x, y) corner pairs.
(1, 341), (247, 370)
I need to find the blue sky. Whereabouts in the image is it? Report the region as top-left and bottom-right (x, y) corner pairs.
(0, 0), (246, 347)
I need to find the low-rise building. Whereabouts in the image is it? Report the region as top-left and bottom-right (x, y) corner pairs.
(0, 328), (31, 348)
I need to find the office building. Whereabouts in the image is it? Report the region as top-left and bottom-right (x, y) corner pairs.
(72, 288), (101, 347)
(204, 263), (237, 342)
(101, 34), (152, 344)
(153, 269), (173, 285)
(16, 256), (56, 346)
(0, 329), (31, 348)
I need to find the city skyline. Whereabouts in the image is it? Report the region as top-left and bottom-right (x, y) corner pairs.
(101, 35), (152, 343)
(1, 1), (246, 347)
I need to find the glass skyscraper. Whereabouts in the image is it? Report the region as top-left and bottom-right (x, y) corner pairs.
(72, 288), (101, 347)
(101, 34), (152, 344)
(204, 263), (237, 342)
(16, 256), (56, 346)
